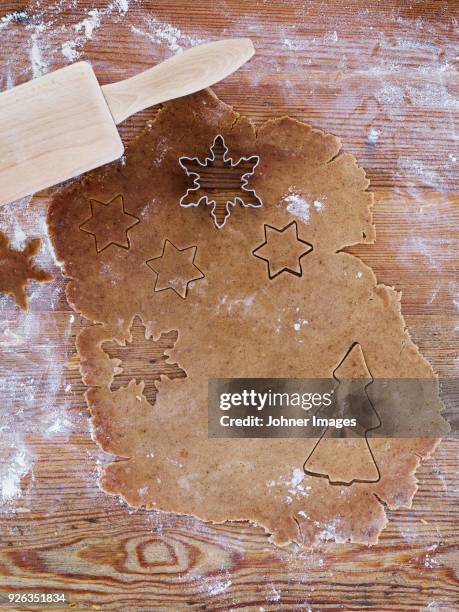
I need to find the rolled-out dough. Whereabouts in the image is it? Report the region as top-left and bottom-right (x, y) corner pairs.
(47, 90), (448, 546)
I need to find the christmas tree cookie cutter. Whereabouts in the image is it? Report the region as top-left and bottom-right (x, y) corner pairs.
(179, 134), (262, 229)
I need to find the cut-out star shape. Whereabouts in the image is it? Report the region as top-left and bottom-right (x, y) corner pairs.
(252, 221), (313, 279)
(146, 240), (205, 299)
(79, 194), (140, 253)
(0, 231), (53, 310)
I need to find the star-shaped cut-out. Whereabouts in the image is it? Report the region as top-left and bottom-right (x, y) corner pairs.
(0, 231), (53, 310)
(252, 221), (313, 279)
(146, 240), (205, 299)
(79, 194), (140, 253)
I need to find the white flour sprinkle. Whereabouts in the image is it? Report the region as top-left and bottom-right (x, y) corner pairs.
(289, 468), (305, 488)
(114, 0), (130, 13)
(368, 128), (379, 144)
(0, 11), (27, 30)
(293, 319), (308, 331)
(315, 517), (341, 541)
(323, 30), (338, 43)
(0, 1), (132, 79)
(198, 576), (232, 596)
(267, 585), (281, 602)
(10, 226), (27, 249)
(61, 8), (107, 61)
(209, 579), (231, 595)
(282, 190), (310, 223)
(0, 444), (33, 503)
(218, 293), (255, 314)
(29, 25), (48, 78)
(0, 196), (81, 509)
(61, 41), (79, 61)
(74, 9), (101, 39)
(131, 17), (204, 53)
(282, 38), (306, 51)
(313, 199), (325, 213)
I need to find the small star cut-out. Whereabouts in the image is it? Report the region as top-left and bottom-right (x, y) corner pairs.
(252, 221), (313, 279)
(146, 239), (205, 299)
(0, 230), (53, 310)
(79, 194), (140, 253)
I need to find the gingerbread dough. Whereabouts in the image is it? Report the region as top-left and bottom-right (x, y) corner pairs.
(0, 230), (52, 309)
(47, 90), (448, 546)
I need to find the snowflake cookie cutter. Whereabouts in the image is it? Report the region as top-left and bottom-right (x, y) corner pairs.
(178, 134), (262, 229)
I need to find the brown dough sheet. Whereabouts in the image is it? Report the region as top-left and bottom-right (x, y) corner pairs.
(47, 90), (448, 546)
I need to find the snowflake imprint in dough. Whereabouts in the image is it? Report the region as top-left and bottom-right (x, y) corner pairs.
(103, 315), (186, 406)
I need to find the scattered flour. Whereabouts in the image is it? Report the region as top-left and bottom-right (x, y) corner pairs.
(267, 584), (281, 603)
(314, 517), (341, 541)
(131, 16), (204, 53)
(0, 0), (132, 83)
(0, 197), (80, 509)
(198, 575), (232, 596)
(74, 9), (101, 39)
(0, 443), (33, 504)
(313, 199), (325, 213)
(289, 468), (305, 488)
(29, 25), (49, 78)
(61, 3), (129, 61)
(293, 319), (309, 331)
(282, 29), (338, 51)
(61, 41), (79, 61)
(0, 11), (28, 30)
(323, 30), (338, 43)
(267, 467), (311, 498)
(10, 226), (27, 250)
(268, 467), (311, 506)
(367, 128), (379, 145)
(282, 189), (310, 223)
(218, 293), (255, 314)
(115, 0), (130, 12)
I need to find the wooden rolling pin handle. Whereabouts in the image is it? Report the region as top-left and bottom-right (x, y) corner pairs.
(101, 38), (254, 125)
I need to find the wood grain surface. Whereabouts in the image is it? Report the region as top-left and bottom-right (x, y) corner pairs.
(0, 1), (457, 610)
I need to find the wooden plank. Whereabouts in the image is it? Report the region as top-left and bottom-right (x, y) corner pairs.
(0, 0), (457, 610)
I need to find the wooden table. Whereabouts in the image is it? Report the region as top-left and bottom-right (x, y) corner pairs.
(0, 1), (457, 609)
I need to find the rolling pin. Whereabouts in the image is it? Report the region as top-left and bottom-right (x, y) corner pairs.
(0, 38), (254, 206)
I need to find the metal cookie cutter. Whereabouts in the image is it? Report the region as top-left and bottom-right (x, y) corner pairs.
(179, 134), (262, 229)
